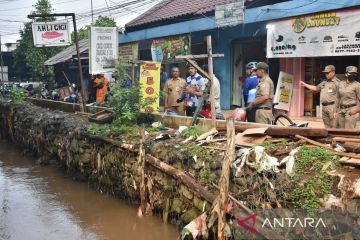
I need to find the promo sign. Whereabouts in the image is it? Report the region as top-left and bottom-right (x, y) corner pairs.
(89, 27), (118, 74)
(273, 71), (294, 111)
(139, 62), (160, 113)
(32, 21), (71, 47)
(267, 9), (360, 58)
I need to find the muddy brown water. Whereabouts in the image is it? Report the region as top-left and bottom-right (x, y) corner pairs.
(0, 142), (179, 240)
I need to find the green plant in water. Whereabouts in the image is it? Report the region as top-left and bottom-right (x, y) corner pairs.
(287, 146), (339, 209)
(181, 126), (204, 139)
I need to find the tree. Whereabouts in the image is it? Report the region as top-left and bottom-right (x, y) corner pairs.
(13, 0), (62, 82)
(73, 16), (119, 41)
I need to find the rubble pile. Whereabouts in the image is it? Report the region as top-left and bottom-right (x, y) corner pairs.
(1, 101), (360, 239)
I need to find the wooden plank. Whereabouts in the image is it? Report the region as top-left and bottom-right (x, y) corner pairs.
(339, 157), (360, 166)
(295, 135), (360, 159)
(217, 119), (235, 240)
(333, 137), (360, 143)
(175, 54), (224, 59)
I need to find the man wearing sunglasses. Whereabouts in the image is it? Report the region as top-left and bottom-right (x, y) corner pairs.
(300, 65), (340, 128)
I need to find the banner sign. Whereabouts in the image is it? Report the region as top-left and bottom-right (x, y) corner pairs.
(119, 42), (138, 63)
(267, 10), (360, 58)
(273, 71), (294, 111)
(32, 21), (71, 47)
(89, 27), (118, 74)
(139, 62), (160, 113)
(151, 35), (191, 62)
(215, 1), (244, 27)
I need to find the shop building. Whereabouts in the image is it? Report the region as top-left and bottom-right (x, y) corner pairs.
(119, 0), (360, 114)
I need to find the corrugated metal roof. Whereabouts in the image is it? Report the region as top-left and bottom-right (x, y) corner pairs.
(126, 0), (239, 28)
(44, 38), (88, 66)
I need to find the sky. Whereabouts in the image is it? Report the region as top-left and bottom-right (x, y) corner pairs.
(0, 0), (162, 46)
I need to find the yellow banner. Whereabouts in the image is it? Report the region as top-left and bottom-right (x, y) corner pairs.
(140, 61), (160, 113)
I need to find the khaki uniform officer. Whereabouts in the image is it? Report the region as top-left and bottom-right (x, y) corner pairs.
(248, 62), (274, 124)
(300, 65), (340, 128)
(163, 67), (186, 115)
(338, 66), (360, 129)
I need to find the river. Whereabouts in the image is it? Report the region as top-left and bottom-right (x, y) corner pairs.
(0, 142), (179, 240)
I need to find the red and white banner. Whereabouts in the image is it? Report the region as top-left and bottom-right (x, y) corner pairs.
(32, 21), (71, 47)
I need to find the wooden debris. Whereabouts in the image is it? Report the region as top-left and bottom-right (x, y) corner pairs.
(340, 157), (360, 166)
(333, 137), (360, 144)
(85, 134), (136, 152)
(145, 154), (216, 203)
(196, 128), (218, 141)
(203, 146), (227, 151)
(217, 125), (328, 137)
(217, 119), (235, 240)
(138, 128), (146, 214)
(295, 135), (360, 160)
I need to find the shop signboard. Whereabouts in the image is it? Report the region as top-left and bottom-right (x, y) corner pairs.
(32, 21), (71, 47)
(139, 62), (160, 113)
(89, 27), (118, 74)
(273, 71), (294, 111)
(267, 10), (360, 58)
(151, 35), (191, 62)
(119, 42), (139, 63)
(215, 1), (245, 27)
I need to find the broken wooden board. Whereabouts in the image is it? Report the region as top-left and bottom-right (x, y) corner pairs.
(235, 127), (268, 147)
(340, 157), (360, 166)
(217, 125), (328, 137)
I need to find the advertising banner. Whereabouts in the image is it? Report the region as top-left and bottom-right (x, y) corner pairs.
(139, 62), (160, 113)
(119, 42), (139, 63)
(89, 27), (118, 74)
(267, 9), (360, 58)
(32, 21), (71, 47)
(273, 71), (294, 111)
(151, 35), (191, 62)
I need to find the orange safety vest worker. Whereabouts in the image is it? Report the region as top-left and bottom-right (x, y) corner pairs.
(94, 76), (109, 103)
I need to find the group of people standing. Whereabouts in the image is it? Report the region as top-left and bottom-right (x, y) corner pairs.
(162, 63), (221, 117)
(83, 74), (110, 104)
(301, 65), (360, 129)
(242, 61), (275, 124)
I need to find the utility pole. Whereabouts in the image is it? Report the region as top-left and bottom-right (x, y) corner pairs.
(28, 13), (87, 112)
(91, 0), (94, 24)
(0, 33), (5, 98)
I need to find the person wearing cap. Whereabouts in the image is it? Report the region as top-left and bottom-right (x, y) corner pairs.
(181, 62), (207, 116)
(248, 62), (274, 124)
(337, 66), (360, 129)
(300, 65), (340, 128)
(243, 61), (259, 122)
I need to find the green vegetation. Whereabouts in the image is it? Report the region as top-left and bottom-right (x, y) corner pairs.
(260, 141), (290, 149)
(10, 89), (26, 102)
(181, 126), (204, 139)
(87, 124), (111, 135)
(199, 168), (210, 183)
(186, 144), (210, 163)
(287, 146), (340, 209)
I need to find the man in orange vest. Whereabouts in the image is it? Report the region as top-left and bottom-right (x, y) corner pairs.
(93, 74), (109, 103)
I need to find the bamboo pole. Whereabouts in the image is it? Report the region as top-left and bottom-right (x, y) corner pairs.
(217, 119), (235, 240)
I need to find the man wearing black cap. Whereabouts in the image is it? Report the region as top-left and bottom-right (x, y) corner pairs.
(248, 62), (274, 124)
(300, 65), (340, 128)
